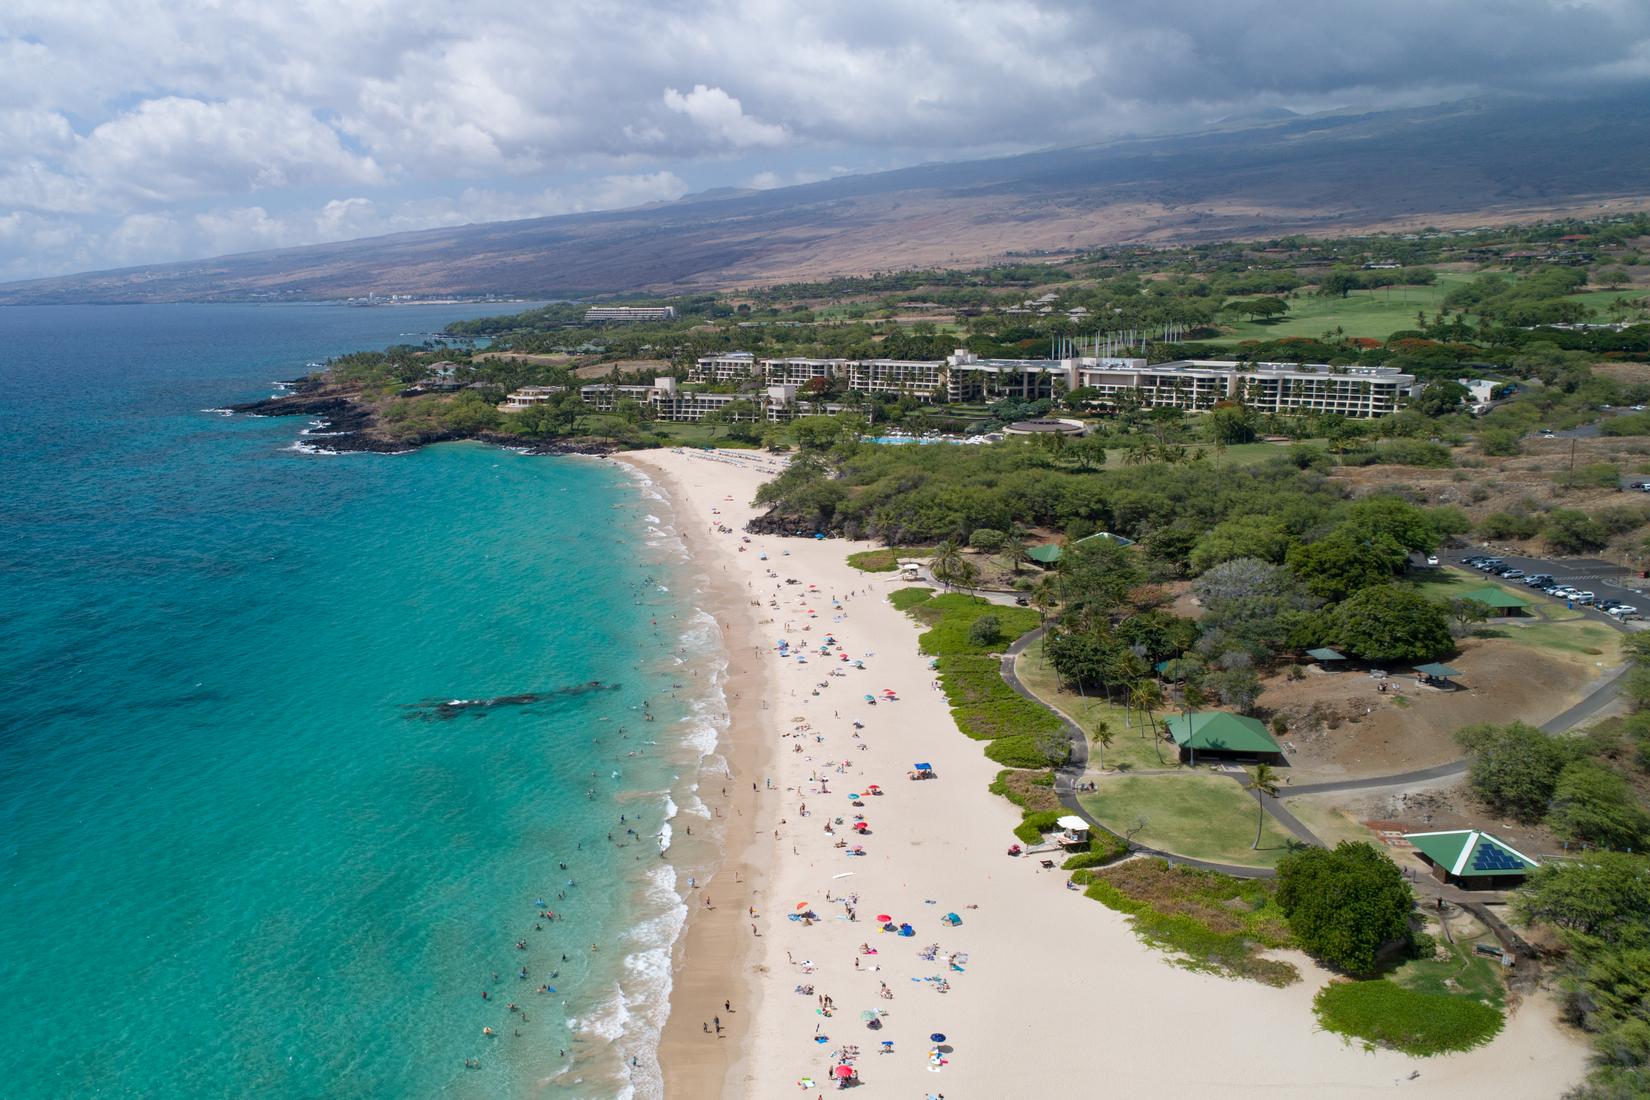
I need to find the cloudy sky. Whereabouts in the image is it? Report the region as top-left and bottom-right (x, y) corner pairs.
(2, 0), (1648, 281)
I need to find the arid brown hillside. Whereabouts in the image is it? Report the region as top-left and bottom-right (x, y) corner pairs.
(4, 94), (1649, 304)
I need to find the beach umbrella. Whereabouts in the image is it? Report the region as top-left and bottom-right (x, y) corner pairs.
(796, 901), (809, 909)
(834, 1065), (854, 1079)
(929, 1033), (947, 1043)
(864, 694), (875, 702)
(860, 1010), (878, 1022)
(847, 793), (860, 800)
(875, 914), (892, 923)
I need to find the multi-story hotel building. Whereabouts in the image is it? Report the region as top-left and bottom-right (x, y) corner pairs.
(574, 377), (798, 423)
(634, 351), (1417, 421)
(584, 306), (677, 322)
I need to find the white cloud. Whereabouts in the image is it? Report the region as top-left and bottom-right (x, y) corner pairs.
(1, 0), (1649, 278)
(663, 85), (788, 149)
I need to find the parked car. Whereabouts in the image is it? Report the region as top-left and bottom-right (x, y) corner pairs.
(1608, 605), (1639, 618)
(1501, 569), (1526, 579)
(1425, 554), (1439, 566)
(1574, 591), (1596, 603)
(1525, 573), (1553, 586)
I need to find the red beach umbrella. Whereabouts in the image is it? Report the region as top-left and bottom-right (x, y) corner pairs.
(876, 913), (892, 923)
(834, 1065), (854, 1078)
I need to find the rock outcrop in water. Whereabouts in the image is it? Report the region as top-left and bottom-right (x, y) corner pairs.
(228, 380), (616, 456)
(402, 681), (623, 720)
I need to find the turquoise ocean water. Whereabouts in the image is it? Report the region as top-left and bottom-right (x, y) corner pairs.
(0, 304), (722, 1098)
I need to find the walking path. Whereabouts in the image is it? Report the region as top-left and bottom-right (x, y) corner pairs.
(996, 616), (1638, 879)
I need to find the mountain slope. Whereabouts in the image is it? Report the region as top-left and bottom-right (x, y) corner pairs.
(4, 94), (1648, 304)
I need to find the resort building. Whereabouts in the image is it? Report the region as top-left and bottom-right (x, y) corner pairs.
(845, 358), (947, 400)
(692, 352), (758, 382)
(675, 349), (1417, 419)
(498, 385), (568, 410)
(578, 377), (797, 422)
(761, 357), (846, 388)
(584, 306), (677, 323)
(1071, 358), (1415, 418)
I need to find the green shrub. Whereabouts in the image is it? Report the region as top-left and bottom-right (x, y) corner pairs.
(1276, 842), (1414, 976)
(968, 614), (1003, 647)
(1314, 980), (1503, 1055)
(1062, 833), (1129, 868)
(1080, 861), (1298, 985)
(1013, 809), (1063, 844)
(1479, 511), (1542, 540)
(987, 733), (1049, 768)
(914, 594), (1040, 655)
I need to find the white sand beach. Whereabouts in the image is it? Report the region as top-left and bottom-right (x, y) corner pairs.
(628, 446), (1589, 1099)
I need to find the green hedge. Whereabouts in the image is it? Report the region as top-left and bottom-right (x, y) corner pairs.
(848, 547), (933, 572)
(938, 655), (1063, 741)
(1314, 980), (1504, 1056)
(986, 733), (1050, 768)
(1013, 809), (1063, 844)
(1062, 833), (1129, 868)
(914, 594), (1041, 656)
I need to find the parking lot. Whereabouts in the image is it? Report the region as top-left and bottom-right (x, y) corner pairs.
(1437, 550), (1645, 623)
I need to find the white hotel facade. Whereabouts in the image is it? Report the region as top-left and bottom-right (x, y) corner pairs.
(680, 350), (1416, 419)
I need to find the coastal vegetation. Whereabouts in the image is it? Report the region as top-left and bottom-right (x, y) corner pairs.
(1510, 854), (1650, 1097)
(1275, 843), (1414, 976)
(887, 588), (1061, 770)
(1313, 978), (1504, 1056)
(1071, 860), (1299, 986)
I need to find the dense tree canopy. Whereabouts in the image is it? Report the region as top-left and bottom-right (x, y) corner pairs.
(1328, 585), (1453, 663)
(1276, 842), (1414, 976)
(1455, 722), (1577, 822)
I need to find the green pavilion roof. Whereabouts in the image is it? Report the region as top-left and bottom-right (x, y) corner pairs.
(1164, 712), (1282, 754)
(1414, 662), (1461, 678)
(1458, 586), (1532, 609)
(1306, 647), (1346, 661)
(1405, 829), (1539, 878)
(1026, 544), (1063, 564)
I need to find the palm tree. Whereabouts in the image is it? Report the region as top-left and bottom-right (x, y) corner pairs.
(929, 540), (964, 590)
(1129, 681), (1164, 764)
(1091, 720), (1115, 772)
(1122, 437), (1155, 467)
(1030, 576), (1059, 625)
(1249, 763), (1281, 850)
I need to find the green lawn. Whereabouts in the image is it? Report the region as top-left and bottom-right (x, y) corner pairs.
(1281, 796), (1372, 850)
(1015, 635), (1175, 772)
(645, 421), (760, 447)
(1565, 287), (1650, 313)
(1209, 273), (1470, 345)
(1413, 567), (1622, 665)
(1079, 772), (1299, 868)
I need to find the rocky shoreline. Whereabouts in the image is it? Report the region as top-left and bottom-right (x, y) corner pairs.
(228, 381), (616, 457)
